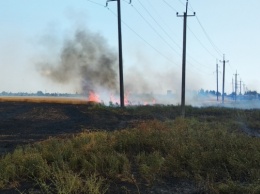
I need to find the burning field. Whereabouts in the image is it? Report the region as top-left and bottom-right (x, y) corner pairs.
(0, 25), (259, 194)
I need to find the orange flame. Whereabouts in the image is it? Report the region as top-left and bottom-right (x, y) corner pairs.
(124, 91), (129, 105)
(88, 91), (100, 102)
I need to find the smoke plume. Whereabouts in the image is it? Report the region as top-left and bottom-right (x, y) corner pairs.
(37, 29), (118, 94)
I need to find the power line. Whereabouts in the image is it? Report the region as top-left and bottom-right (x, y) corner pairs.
(129, 3), (180, 57)
(195, 16), (223, 57)
(137, 0), (181, 50)
(107, 8), (179, 66)
(131, 1), (213, 75)
(189, 2), (223, 57)
(144, 0), (179, 38)
(227, 61), (234, 73)
(86, 0), (105, 7)
(177, 0), (186, 7)
(187, 25), (217, 59)
(86, 1), (179, 66)
(89, 0), (209, 73)
(186, 61), (214, 75)
(162, 1), (214, 69)
(89, 1), (214, 77)
(162, 0), (178, 12)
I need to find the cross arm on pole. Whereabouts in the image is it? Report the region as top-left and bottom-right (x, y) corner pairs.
(176, 12), (196, 17)
(176, 0), (195, 17)
(106, 0), (117, 7)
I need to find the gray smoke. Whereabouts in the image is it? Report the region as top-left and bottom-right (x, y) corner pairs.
(37, 29), (118, 94)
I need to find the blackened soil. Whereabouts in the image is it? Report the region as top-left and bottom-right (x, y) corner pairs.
(0, 101), (146, 156)
(0, 101), (203, 194)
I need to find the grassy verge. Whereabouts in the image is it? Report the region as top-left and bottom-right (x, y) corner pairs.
(0, 116), (260, 193)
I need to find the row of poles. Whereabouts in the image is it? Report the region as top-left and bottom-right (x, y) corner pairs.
(217, 65), (246, 102)
(107, 0), (226, 117)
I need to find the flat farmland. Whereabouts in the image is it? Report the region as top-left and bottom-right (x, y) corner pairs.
(0, 98), (260, 193)
(0, 98), (142, 156)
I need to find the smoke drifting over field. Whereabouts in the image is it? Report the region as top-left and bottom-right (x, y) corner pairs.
(37, 29), (118, 94)
(36, 27), (188, 104)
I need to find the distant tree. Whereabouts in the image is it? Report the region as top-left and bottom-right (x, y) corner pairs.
(36, 91), (44, 96)
(245, 90), (258, 96)
(1, 91), (8, 96)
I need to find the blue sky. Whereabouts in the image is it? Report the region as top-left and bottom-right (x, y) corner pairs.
(0, 0), (259, 97)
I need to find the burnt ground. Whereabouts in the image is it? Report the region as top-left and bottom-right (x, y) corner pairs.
(0, 101), (143, 156)
(0, 101), (204, 194)
(1, 101), (260, 193)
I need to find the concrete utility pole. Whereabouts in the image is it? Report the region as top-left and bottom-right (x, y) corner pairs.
(177, 0), (195, 117)
(219, 55), (229, 104)
(216, 59), (219, 101)
(239, 79), (242, 95)
(106, 0), (124, 107)
(232, 77), (234, 94)
(234, 70), (239, 101)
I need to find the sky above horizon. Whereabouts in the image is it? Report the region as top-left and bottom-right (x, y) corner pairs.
(0, 0), (259, 99)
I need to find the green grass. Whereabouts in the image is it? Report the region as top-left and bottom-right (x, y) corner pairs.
(0, 106), (260, 193)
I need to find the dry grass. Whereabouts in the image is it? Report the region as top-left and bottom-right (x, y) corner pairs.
(0, 96), (94, 105)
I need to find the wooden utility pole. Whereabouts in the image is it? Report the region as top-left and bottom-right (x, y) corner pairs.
(106, 0), (124, 107)
(220, 55), (229, 104)
(177, 0), (195, 117)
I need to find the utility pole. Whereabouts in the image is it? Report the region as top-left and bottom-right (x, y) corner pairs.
(232, 77), (234, 94)
(234, 70), (238, 101)
(219, 55), (229, 104)
(239, 79), (242, 95)
(216, 59), (219, 101)
(177, 0), (195, 117)
(106, 0), (124, 107)
(232, 77), (234, 100)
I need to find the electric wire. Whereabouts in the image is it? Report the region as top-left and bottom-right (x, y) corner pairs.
(85, 1), (250, 93)
(187, 25), (217, 59)
(135, 0), (218, 74)
(129, 3), (181, 57)
(87, 0), (180, 66)
(161, 0), (215, 71)
(162, 0), (178, 12)
(186, 60), (215, 75)
(89, 1), (217, 78)
(145, 0), (211, 71)
(144, 0), (180, 39)
(189, 2), (223, 58)
(177, 0), (185, 7)
(132, 1), (210, 74)
(138, 0), (182, 50)
(195, 16), (223, 57)
(142, 0), (212, 74)
(144, 0), (210, 71)
(86, 0), (105, 7)
(107, 7), (180, 66)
